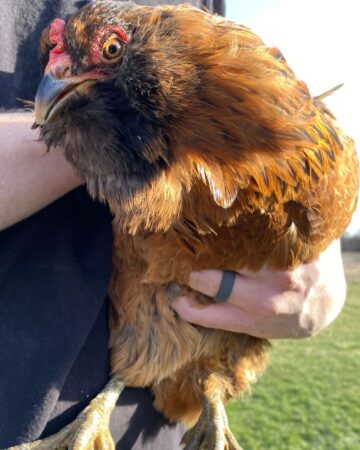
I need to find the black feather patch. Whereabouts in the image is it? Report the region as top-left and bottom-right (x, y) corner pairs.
(40, 80), (170, 201)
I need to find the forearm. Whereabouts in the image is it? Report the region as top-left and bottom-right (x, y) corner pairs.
(0, 113), (83, 230)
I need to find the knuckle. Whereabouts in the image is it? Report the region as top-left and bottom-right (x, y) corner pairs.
(277, 268), (308, 297)
(297, 308), (323, 337)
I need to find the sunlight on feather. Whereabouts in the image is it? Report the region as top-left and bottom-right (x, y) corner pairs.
(226, 0), (360, 234)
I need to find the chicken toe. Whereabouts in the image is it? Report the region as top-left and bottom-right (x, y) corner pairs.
(8, 376), (125, 450)
(181, 394), (242, 450)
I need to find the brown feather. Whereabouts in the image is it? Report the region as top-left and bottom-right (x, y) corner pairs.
(105, 4), (359, 430)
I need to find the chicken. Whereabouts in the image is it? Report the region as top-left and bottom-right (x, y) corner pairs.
(14, 1), (359, 449)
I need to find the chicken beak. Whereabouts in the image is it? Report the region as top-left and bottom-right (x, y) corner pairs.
(34, 73), (91, 126)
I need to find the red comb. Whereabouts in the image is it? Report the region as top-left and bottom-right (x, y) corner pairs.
(49, 18), (66, 52)
(46, 18), (70, 73)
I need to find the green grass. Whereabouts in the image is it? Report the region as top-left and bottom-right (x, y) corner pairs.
(227, 282), (360, 450)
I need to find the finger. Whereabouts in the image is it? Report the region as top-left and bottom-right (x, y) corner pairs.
(188, 270), (276, 315)
(171, 295), (259, 335)
(188, 270), (225, 298)
(171, 296), (298, 339)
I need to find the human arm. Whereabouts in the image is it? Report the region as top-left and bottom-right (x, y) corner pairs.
(0, 113), (83, 231)
(172, 239), (346, 339)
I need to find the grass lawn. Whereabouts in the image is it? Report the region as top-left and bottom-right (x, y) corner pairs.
(227, 281), (360, 450)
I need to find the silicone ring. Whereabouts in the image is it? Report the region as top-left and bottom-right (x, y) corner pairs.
(214, 270), (236, 303)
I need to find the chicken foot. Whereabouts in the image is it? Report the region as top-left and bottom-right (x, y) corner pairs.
(181, 391), (242, 450)
(9, 376), (125, 450)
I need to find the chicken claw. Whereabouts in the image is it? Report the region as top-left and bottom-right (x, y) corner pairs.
(9, 377), (125, 450)
(181, 395), (242, 450)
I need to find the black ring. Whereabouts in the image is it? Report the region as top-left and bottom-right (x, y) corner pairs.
(214, 270), (236, 303)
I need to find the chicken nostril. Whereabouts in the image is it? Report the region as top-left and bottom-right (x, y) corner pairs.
(52, 64), (72, 79)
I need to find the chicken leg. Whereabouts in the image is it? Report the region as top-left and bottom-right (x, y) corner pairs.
(9, 376), (125, 450)
(181, 390), (242, 450)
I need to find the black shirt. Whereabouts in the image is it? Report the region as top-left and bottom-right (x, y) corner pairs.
(0, 1), (224, 448)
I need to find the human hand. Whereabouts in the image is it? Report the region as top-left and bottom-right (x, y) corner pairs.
(172, 240), (346, 339)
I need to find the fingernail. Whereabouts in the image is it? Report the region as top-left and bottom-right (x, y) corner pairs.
(166, 282), (182, 301)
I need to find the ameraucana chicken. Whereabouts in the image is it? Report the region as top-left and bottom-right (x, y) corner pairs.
(12, 1), (359, 449)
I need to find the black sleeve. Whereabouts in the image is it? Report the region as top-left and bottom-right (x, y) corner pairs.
(0, 188), (114, 446)
(0, 188), (185, 449)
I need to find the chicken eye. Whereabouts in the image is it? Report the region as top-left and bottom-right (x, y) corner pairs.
(102, 36), (124, 63)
